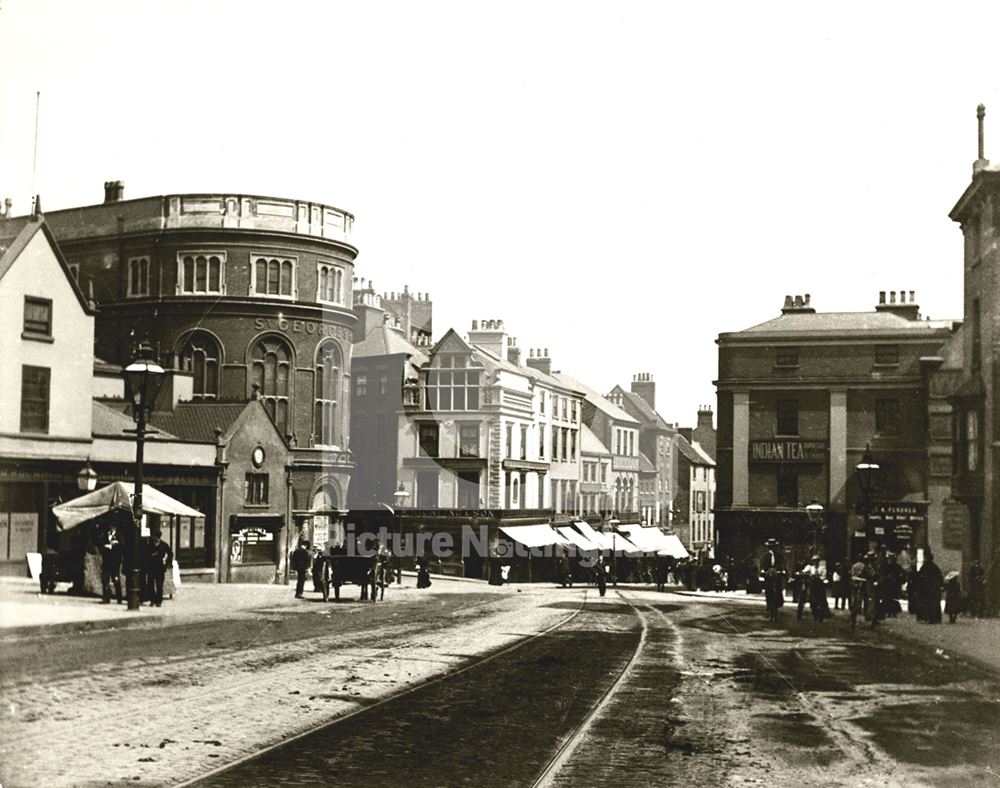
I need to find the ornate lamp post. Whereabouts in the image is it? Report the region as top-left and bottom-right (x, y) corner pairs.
(392, 482), (410, 584)
(122, 341), (165, 611)
(855, 445), (880, 557)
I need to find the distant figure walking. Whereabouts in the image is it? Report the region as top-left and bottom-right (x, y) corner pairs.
(918, 551), (944, 624)
(291, 540), (311, 598)
(100, 525), (123, 604)
(416, 556), (432, 589)
(944, 571), (963, 624)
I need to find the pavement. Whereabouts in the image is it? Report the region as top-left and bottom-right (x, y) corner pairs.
(0, 571), (485, 638)
(3, 575), (998, 675)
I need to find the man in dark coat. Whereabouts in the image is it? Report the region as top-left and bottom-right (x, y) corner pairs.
(144, 531), (173, 607)
(100, 525), (123, 604)
(918, 551), (944, 624)
(290, 540), (311, 598)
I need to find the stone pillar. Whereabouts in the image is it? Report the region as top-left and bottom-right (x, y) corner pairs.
(829, 390), (848, 509)
(732, 391), (750, 506)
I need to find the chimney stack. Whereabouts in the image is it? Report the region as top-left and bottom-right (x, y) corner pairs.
(525, 347), (552, 376)
(631, 372), (656, 410)
(103, 180), (124, 203)
(780, 293), (816, 315)
(975, 104), (990, 173)
(467, 318), (507, 360)
(875, 288), (921, 320)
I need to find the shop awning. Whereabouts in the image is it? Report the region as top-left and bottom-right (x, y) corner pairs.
(657, 533), (690, 559)
(616, 524), (667, 553)
(52, 481), (205, 531)
(573, 521), (640, 553)
(556, 525), (600, 551)
(498, 524), (570, 548)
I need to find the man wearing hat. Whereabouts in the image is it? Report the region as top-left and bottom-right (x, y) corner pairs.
(760, 538), (785, 620)
(290, 539), (311, 599)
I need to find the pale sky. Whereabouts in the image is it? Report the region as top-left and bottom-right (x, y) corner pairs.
(1, 1), (997, 426)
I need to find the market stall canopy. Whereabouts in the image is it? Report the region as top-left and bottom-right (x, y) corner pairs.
(52, 481), (205, 531)
(498, 524), (570, 548)
(556, 525), (600, 552)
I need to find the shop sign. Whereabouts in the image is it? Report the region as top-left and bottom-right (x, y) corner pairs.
(942, 503), (969, 551)
(239, 527), (273, 544)
(749, 440), (826, 464)
(856, 501), (927, 522)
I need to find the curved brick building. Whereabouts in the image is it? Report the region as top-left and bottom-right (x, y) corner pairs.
(19, 183), (358, 578)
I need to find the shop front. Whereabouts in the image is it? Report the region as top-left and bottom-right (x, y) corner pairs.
(228, 513), (284, 583)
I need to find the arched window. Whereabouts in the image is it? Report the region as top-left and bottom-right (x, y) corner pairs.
(250, 337), (292, 434)
(314, 340), (342, 446)
(180, 331), (221, 400)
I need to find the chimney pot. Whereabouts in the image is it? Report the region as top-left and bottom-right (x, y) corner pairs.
(910, 290), (915, 302)
(783, 295), (794, 310)
(804, 293), (811, 305)
(103, 180), (124, 203)
(890, 291), (896, 304)
(879, 291), (886, 304)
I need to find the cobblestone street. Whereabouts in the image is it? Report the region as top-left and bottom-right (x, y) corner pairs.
(4, 583), (1000, 787)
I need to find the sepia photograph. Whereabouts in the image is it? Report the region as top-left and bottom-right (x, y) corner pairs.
(1, 2), (999, 785)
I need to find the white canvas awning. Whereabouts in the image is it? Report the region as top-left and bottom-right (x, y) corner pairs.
(498, 524), (570, 548)
(573, 521), (640, 553)
(657, 533), (690, 559)
(615, 524), (667, 553)
(556, 525), (600, 552)
(52, 481), (205, 531)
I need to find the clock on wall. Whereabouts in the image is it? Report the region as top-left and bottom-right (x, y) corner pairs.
(251, 446), (266, 468)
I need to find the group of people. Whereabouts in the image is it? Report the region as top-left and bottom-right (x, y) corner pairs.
(753, 539), (987, 627)
(96, 522), (173, 606)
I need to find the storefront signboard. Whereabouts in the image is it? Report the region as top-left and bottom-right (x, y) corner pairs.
(942, 503), (969, 551)
(749, 440), (826, 463)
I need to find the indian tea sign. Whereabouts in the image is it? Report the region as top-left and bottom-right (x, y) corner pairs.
(750, 440), (826, 464)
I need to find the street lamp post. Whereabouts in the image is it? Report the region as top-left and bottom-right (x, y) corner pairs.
(76, 461), (98, 493)
(855, 445), (880, 558)
(608, 517), (620, 587)
(122, 341), (165, 612)
(392, 483), (409, 584)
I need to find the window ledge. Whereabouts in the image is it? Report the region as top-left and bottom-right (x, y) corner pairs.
(21, 332), (54, 343)
(773, 365), (800, 371)
(243, 503), (271, 509)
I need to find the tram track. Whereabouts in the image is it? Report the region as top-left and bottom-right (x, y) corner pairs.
(530, 589), (650, 788)
(176, 589), (592, 787)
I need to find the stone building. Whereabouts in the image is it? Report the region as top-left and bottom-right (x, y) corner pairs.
(714, 291), (957, 569)
(931, 104), (1000, 608)
(608, 374), (677, 526)
(674, 434), (716, 557)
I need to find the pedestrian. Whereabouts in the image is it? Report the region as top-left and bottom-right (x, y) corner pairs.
(290, 539), (311, 598)
(944, 571), (963, 624)
(793, 563), (809, 620)
(654, 557), (668, 593)
(918, 551), (944, 624)
(416, 556), (432, 589)
(968, 561), (986, 617)
(319, 550), (336, 602)
(595, 558), (607, 597)
(372, 553), (390, 602)
(807, 556), (830, 622)
(144, 530), (173, 607)
(100, 524), (123, 604)
(311, 547), (325, 593)
(907, 562), (922, 619)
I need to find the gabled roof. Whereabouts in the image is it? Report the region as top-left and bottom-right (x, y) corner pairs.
(353, 324), (428, 363)
(676, 433), (715, 466)
(733, 311), (956, 336)
(609, 386), (672, 432)
(638, 452), (657, 474)
(580, 424), (611, 456)
(427, 328), (477, 359)
(550, 372), (639, 425)
(0, 218), (95, 314)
